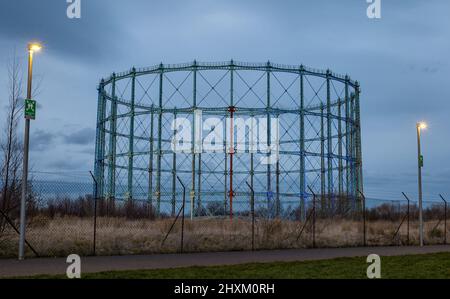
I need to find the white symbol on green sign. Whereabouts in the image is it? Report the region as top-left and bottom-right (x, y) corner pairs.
(25, 99), (36, 120)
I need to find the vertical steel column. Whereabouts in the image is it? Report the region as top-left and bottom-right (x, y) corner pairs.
(148, 104), (154, 206)
(94, 80), (106, 199)
(99, 84), (107, 199)
(338, 96), (343, 199)
(224, 145), (228, 214)
(107, 74), (117, 200)
(156, 66), (163, 216)
(191, 62), (197, 220)
(228, 61), (235, 220)
(250, 113), (255, 221)
(344, 77), (350, 202)
(299, 69), (306, 221)
(171, 110), (177, 217)
(349, 92), (356, 207)
(354, 82), (363, 196)
(275, 112), (280, 217)
(228, 106), (235, 220)
(266, 62), (272, 210)
(127, 68), (136, 201)
(94, 83), (101, 198)
(197, 152), (202, 215)
(320, 103), (325, 210)
(326, 71), (333, 210)
(224, 82), (228, 214)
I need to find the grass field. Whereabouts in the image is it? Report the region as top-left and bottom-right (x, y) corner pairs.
(28, 252), (450, 279)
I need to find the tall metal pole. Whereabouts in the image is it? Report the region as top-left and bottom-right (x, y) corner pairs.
(326, 71), (333, 212)
(338, 97), (343, 199)
(171, 110), (177, 217)
(224, 142), (228, 214)
(320, 103), (325, 212)
(156, 66), (163, 216)
(191, 62), (197, 220)
(127, 68), (136, 201)
(94, 80), (106, 200)
(266, 62), (272, 211)
(299, 68), (306, 221)
(354, 83), (363, 197)
(19, 45), (36, 260)
(228, 61), (235, 220)
(228, 106), (235, 220)
(344, 77), (350, 205)
(108, 74), (117, 202)
(349, 93), (356, 209)
(275, 113), (280, 217)
(416, 123), (424, 247)
(250, 113), (255, 225)
(148, 104), (155, 207)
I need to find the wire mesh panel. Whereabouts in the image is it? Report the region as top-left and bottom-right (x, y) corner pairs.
(1, 176), (449, 257)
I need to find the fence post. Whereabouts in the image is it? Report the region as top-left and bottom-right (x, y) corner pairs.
(177, 176), (186, 254)
(0, 209), (39, 257)
(161, 176), (186, 253)
(402, 192), (411, 245)
(245, 182), (255, 251)
(307, 186), (316, 248)
(89, 171), (98, 256)
(439, 194), (447, 245)
(357, 190), (366, 247)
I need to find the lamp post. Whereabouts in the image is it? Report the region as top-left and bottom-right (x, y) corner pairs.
(416, 121), (427, 247)
(18, 42), (42, 260)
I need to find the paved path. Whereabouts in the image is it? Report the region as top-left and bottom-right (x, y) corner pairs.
(1, 245), (450, 278)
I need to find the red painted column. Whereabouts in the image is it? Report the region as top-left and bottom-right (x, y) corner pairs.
(228, 106), (236, 220)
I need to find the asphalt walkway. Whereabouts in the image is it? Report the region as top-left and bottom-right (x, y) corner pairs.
(1, 245), (450, 278)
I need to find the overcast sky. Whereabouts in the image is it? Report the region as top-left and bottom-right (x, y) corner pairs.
(0, 0), (449, 200)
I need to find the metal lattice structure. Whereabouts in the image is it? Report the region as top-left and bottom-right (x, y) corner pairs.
(94, 61), (363, 220)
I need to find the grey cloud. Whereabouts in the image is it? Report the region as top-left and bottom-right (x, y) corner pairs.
(0, 0), (120, 63)
(30, 129), (56, 151)
(421, 67), (439, 74)
(46, 158), (86, 171)
(62, 127), (95, 145)
(77, 147), (95, 155)
(29, 127), (95, 152)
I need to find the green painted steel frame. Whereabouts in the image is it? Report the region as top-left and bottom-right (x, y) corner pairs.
(94, 61), (362, 217)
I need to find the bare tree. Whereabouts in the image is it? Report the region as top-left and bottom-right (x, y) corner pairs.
(0, 51), (24, 232)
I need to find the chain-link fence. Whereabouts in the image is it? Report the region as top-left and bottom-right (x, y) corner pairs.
(0, 176), (448, 258)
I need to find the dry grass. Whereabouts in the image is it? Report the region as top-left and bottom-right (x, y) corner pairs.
(0, 216), (448, 258)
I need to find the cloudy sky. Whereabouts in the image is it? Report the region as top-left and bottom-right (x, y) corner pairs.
(0, 0), (449, 200)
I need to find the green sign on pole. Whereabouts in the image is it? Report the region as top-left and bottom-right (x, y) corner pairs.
(419, 155), (424, 167)
(25, 99), (36, 120)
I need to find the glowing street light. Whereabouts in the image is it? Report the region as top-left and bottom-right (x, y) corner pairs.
(28, 43), (42, 52)
(18, 41), (43, 260)
(416, 121), (427, 247)
(418, 122), (427, 130)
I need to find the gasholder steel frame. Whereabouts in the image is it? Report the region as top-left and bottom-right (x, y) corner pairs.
(94, 61), (363, 220)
